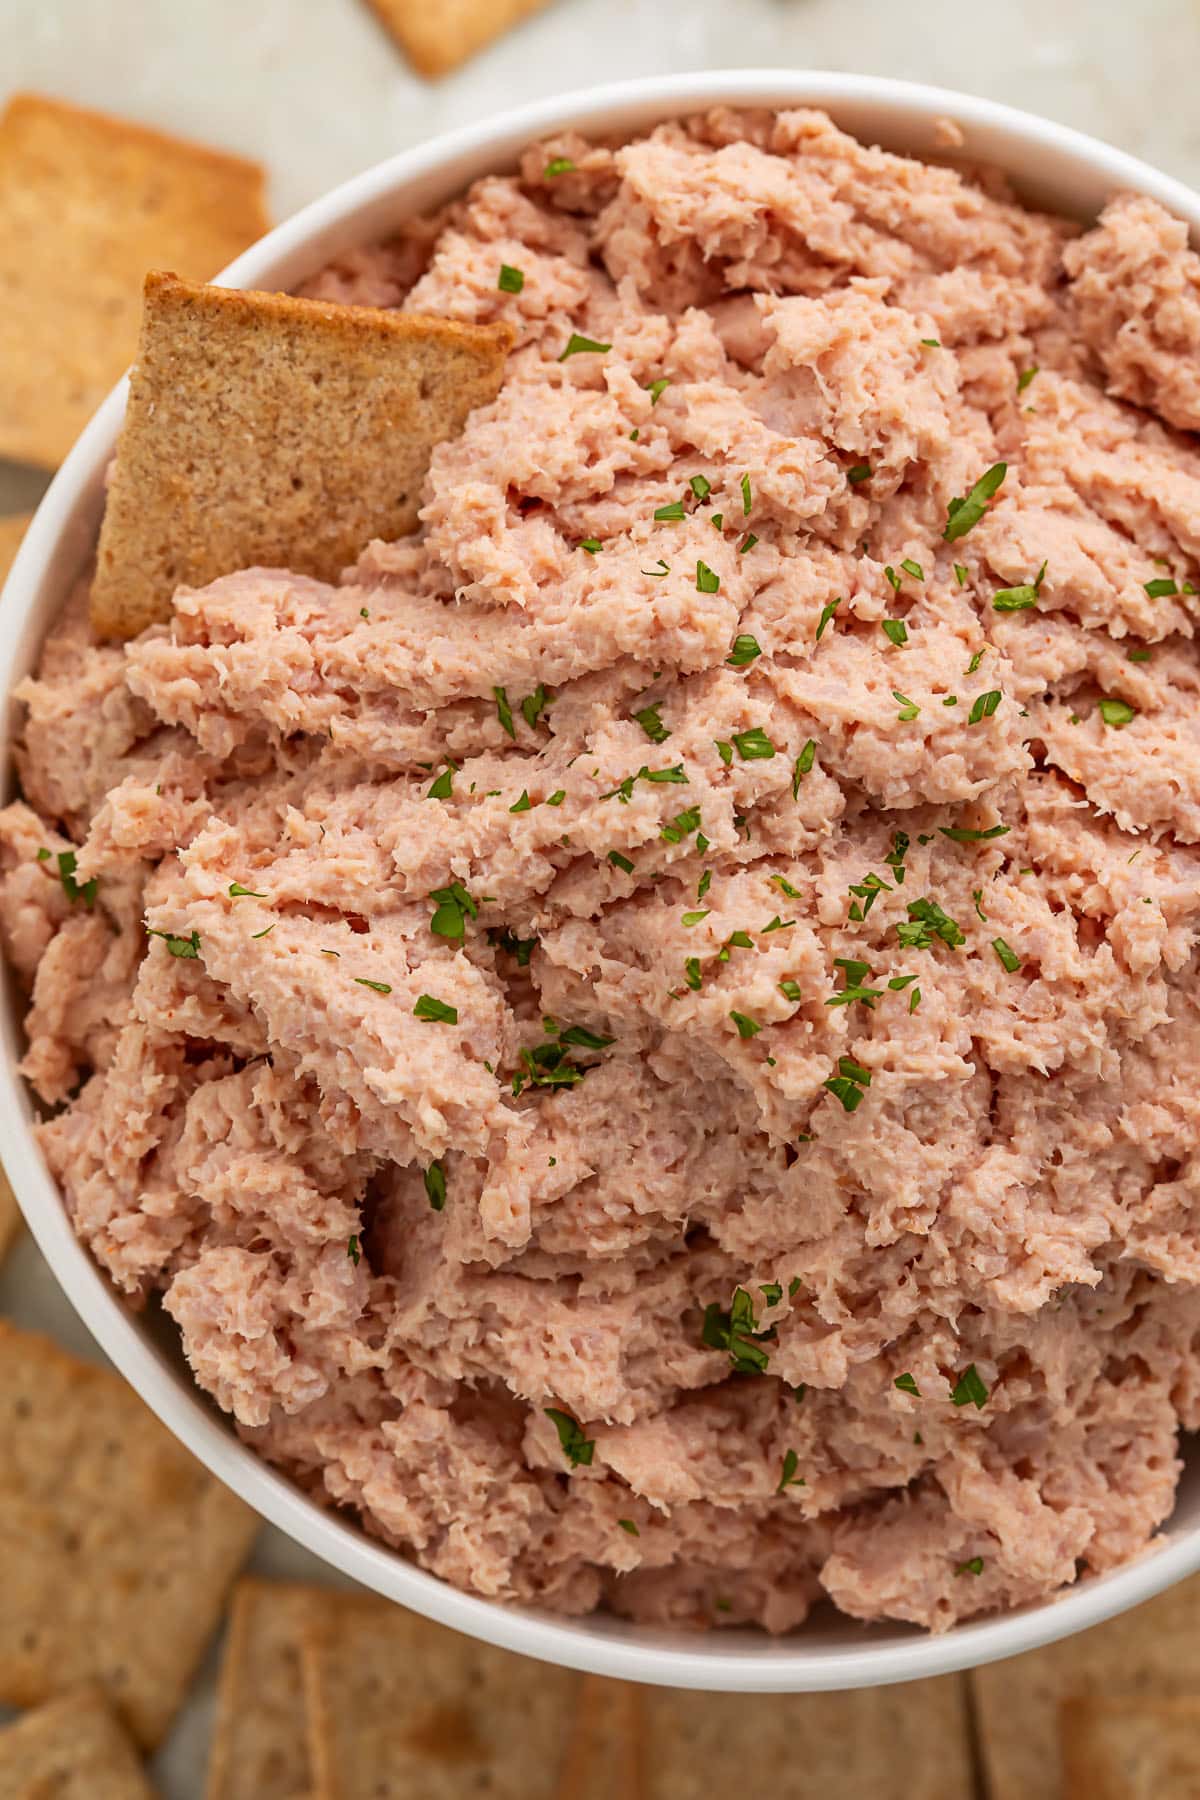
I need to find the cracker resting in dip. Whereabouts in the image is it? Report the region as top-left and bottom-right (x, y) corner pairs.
(6, 108), (1200, 1637)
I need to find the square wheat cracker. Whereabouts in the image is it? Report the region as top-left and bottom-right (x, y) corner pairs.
(90, 272), (513, 639)
(0, 1686), (154, 1799)
(205, 1578), (322, 1800)
(301, 1591), (578, 1799)
(364, 0), (552, 77)
(1061, 1694), (1200, 1798)
(973, 1571), (1200, 1800)
(0, 1320), (259, 1749)
(0, 93), (268, 470)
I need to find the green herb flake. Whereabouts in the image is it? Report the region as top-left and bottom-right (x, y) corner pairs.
(545, 790), (566, 807)
(950, 1363), (989, 1409)
(424, 1162), (447, 1211)
(740, 473), (753, 515)
(882, 618), (908, 646)
(847, 463), (872, 484)
(558, 332), (611, 361)
(695, 560), (720, 594)
(57, 850), (98, 909)
(943, 463), (1007, 542)
(777, 1448), (806, 1493)
(498, 263), (525, 293)
(684, 956), (703, 992)
(544, 1408), (595, 1468)
(739, 533), (759, 554)
(992, 936), (1022, 973)
(732, 726), (776, 761)
(938, 823), (1010, 843)
(1145, 576), (1179, 598)
(413, 994), (457, 1023)
(730, 1011), (761, 1039)
(727, 633), (762, 667)
(993, 559), (1047, 612)
(347, 1234), (361, 1265)
(968, 689), (1002, 725)
(897, 896), (966, 951)
(617, 1518), (640, 1536)
(646, 377), (671, 405)
(955, 1556), (984, 1577)
(689, 474), (712, 501)
(427, 764), (455, 800)
(894, 1372), (921, 1396)
(1099, 697), (1137, 728)
(607, 850), (634, 874)
(494, 686), (516, 738)
(815, 597), (841, 641)
(579, 537), (601, 555)
(791, 741), (816, 797)
(701, 1286), (774, 1375)
(146, 926), (200, 959)
(1127, 648), (1152, 663)
(954, 564), (969, 587)
(1017, 365), (1038, 393)
(634, 703), (671, 744)
(778, 979), (802, 1002)
(884, 564), (902, 593)
(509, 790), (533, 814)
(892, 690), (920, 722)
(682, 909), (710, 927)
(544, 156), (576, 177)
(429, 880), (479, 941)
(251, 925), (275, 939)
(228, 881), (267, 898)
(900, 558), (924, 582)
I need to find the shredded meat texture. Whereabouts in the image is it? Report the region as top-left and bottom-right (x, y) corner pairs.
(7, 108), (1200, 1635)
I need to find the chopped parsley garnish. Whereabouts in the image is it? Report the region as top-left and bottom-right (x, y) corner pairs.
(607, 850), (634, 874)
(823, 1055), (872, 1113)
(579, 537), (601, 555)
(682, 909), (710, 927)
(1017, 366), (1038, 393)
(147, 926), (200, 959)
(972, 889), (987, 921)
(424, 1162), (447, 1211)
(897, 897), (965, 950)
(560, 1025), (615, 1050)
(967, 689), (1002, 725)
(894, 1373), (920, 1396)
(727, 633), (762, 667)
(558, 332), (611, 361)
(646, 377), (671, 404)
(730, 1011), (761, 1039)
(900, 558), (924, 582)
(347, 1234), (361, 1265)
(992, 937), (1021, 973)
(498, 263), (525, 293)
(965, 650), (984, 675)
(739, 533), (759, 554)
(661, 805), (702, 844)
(57, 850), (97, 909)
(893, 690), (920, 722)
(847, 463), (872, 484)
(779, 979), (802, 1002)
(618, 1518), (640, 1536)
(641, 558), (671, 578)
(885, 831), (910, 885)
(695, 560), (720, 594)
(761, 915), (794, 934)
(355, 977), (393, 994)
(884, 565), (902, 593)
(413, 994), (457, 1023)
(943, 462), (1007, 542)
(920, 337), (941, 348)
(601, 763), (688, 802)
(777, 1449), (806, 1493)
(228, 882), (267, 898)
(938, 823), (1009, 843)
(490, 928), (537, 966)
(1145, 576), (1178, 598)
(741, 474), (753, 514)
(950, 1363), (989, 1408)
(653, 501), (688, 526)
(771, 875), (802, 899)
(792, 741), (816, 796)
(848, 871), (891, 921)
(546, 790), (566, 806)
(1098, 697), (1137, 728)
(251, 925), (275, 939)
(494, 686), (516, 738)
(690, 474), (712, 501)
(955, 1557), (984, 1577)
(702, 1287), (774, 1375)
(510, 790), (533, 814)
(684, 956), (703, 991)
(993, 560), (1047, 611)
(888, 973), (917, 991)
(544, 1408), (595, 1467)
(429, 880), (478, 940)
(697, 869), (712, 900)
(426, 764), (455, 800)
(1127, 648), (1151, 663)
(955, 564), (969, 587)
(521, 684), (552, 729)
(634, 703), (671, 743)
(882, 619), (908, 646)
(732, 726), (776, 760)
(544, 156), (576, 176)
(815, 597), (841, 641)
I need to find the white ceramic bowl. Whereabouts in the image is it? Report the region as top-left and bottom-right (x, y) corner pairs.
(5, 69), (1200, 1692)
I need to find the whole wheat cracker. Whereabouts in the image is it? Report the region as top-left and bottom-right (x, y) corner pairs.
(363, 0), (553, 77)
(0, 1320), (259, 1749)
(205, 1578), (323, 1800)
(301, 1591), (578, 1799)
(0, 515), (33, 589)
(1060, 1694), (1200, 1799)
(0, 1686), (155, 1800)
(972, 1571), (1200, 1800)
(0, 93), (268, 471)
(89, 272), (513, 640)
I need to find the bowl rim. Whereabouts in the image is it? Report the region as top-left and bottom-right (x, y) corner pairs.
(5, 66), (1200, 1692)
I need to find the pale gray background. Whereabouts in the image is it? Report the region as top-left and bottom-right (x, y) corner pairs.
(3, 0), (1200, 1790)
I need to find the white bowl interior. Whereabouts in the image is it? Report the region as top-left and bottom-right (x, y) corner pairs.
(4, 70), (1200, 1691)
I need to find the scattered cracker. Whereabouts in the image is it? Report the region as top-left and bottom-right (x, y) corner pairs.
(363, 0), (553, 77)
(0, 514), (33, 589)
(0, 93), (268, 471)
(639, 1677), (973, 1799)
(301, 1591), (578, 1798)
(90, 272), (513, 639)
(0, 1319), (259, 1749)
(205, 1578), (321, 1800)
(1061, 1694), (1200, 1799)
(0, 1686), (155, 1799)
(558, 1676), (644, 1799)
(973, 1572), (1200, 1800)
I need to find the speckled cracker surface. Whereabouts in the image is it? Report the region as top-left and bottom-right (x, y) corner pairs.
(0, 1320), (259, 1749)
(1061, 1694), (1200, 1799)
(90, 272), (512, 640)
(0, 94), (268, 471)
(0, 515), (32, 589)
(364, 0), (552, 76)
(0, 1687), (155, 1799)
(301, 1592), (578, 1799)
(973, 1573), (1200, 1800)
(205, 1579), (320, 1800)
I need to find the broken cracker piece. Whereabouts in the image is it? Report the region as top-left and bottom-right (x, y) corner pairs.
(0, 93), (268, 471)
(364, 0), (553, 77)
(90, 272), (513, 640)
(1061, 1694), (1200, 1799)
(301, 1591), (578, 1799)
(0, 1686), (155, 1799)
(205, 1578), (321, 1800)
(0, 1319), (259, 1749)
(0, 514), (33, 589)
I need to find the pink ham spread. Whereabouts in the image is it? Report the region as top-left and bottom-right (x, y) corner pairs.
(6, 108), (1200, 1635)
